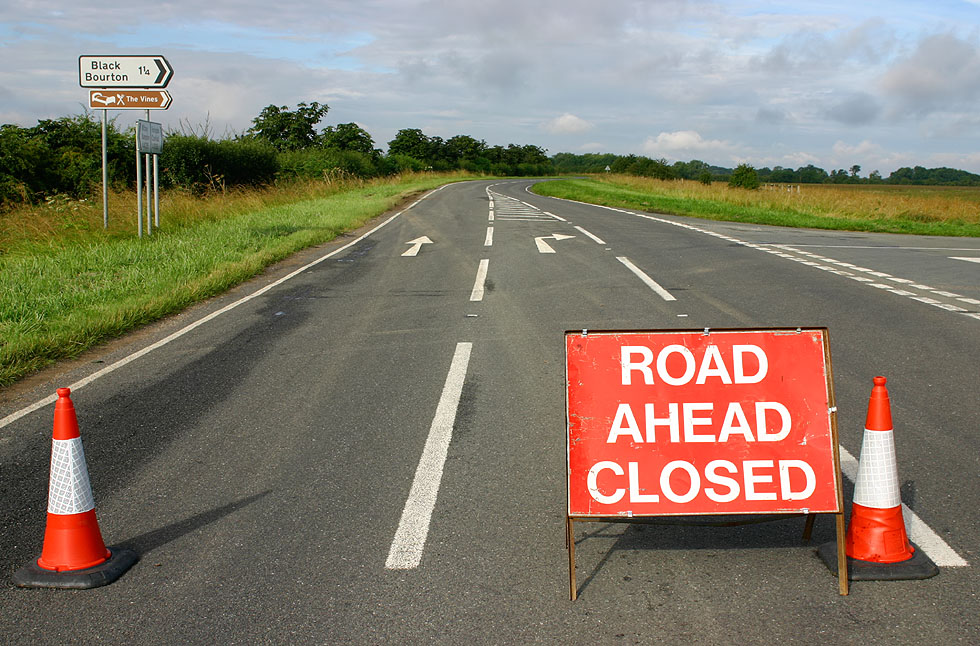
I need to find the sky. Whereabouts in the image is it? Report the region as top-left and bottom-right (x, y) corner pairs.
(3, 1), (980, 175)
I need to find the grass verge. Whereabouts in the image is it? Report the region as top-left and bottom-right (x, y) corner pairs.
(532, 176), (980, 237)
(0, 173), (471, 387)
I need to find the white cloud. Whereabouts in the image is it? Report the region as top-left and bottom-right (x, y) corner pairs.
(544, 113), (593, 134)
(832, 139), (883, 157)
(643, 130), (735, 159)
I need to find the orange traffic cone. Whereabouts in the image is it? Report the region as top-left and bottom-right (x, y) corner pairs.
(13, 388), (137, 589)
(818, 377), (937, 580)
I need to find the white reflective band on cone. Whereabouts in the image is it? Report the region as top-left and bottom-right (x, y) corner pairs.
(47, 437), (95, 515)
(852, 428), (901, 509)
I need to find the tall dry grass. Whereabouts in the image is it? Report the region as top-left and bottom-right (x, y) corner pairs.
(604, 175), (980, 226)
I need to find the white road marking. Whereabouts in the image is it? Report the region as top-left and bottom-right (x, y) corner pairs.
(574, 226), (606, 244)
(401, 236), (433, 257)
(564, 201), (978, 320)
(616, 257), (676, 301)
(543, 191), (973, 567)
(484, 226), (493, 247)
(951, 257), (980, 264)
(386, 342), (472, 570)
(0, 187), (450, 431)
(535, 233), (575, 254)
(470, 259), (489, 301)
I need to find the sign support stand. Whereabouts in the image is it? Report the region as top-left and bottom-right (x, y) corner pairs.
(101, 109), (108, 229)
(564, 327), (849, 600)
(136, 138), (142, 238)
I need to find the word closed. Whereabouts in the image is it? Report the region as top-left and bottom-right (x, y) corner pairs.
(566, 329), (840, 517)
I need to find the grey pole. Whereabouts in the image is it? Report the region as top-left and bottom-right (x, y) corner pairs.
(101, 109), (108, 229)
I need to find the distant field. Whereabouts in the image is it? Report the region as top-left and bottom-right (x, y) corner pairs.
(533, 175), (980, 237)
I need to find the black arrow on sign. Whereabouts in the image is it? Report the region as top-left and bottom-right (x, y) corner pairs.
(153, 58), (173, 87)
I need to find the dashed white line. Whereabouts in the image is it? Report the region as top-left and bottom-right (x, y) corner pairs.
(574, 226), (606, 245)
(484, 226), (493, 247)
(470, 259), (489, 301)
(386, 342), (472, 570)
(616, 257), (676, 301)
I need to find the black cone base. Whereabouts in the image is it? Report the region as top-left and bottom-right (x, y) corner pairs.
(817, 541), (938, 581)
(12, 547), (138, 589)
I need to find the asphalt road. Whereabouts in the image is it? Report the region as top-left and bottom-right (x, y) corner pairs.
(1, 179), (978, 644)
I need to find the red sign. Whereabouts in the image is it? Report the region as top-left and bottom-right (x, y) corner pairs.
(566, 328), (840, 517)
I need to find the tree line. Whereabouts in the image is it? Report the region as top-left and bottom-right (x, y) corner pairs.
(0, 102), (552, 208)
(4, 102), (980, 209)
(553, 153), (980, 186)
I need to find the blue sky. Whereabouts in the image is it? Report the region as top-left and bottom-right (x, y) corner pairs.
(2, 1), (980, 174)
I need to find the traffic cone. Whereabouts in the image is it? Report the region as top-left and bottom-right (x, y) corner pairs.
(12, 388), (137, 589)
(818, 377), (937, 580)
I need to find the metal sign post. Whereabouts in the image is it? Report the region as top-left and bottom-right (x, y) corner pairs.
(101, 109), (108, 229)
(80, 54), (172, 235)
(136, 119), (164, 237)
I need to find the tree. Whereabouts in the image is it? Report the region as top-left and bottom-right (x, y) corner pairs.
(444, 135), (487, 166)
(321, 122), (374, 154)
(246, 102), (329, 151)
(849, 164), (861, 178)
(797, 164), (829, 184)
(728, 163), (760, 189)
(387, 128), (431, 162)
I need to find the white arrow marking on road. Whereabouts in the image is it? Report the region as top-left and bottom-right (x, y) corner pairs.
(535, 233), (575, 254)
(402, 236), (433, 257)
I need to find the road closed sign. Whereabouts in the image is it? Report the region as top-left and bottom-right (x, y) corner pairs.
(566, 328), (842, 518)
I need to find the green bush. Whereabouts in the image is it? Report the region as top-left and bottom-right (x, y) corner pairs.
(0, 114), (134, 207)
(161, 135), (278, 191)
(728, 163), (760, 189)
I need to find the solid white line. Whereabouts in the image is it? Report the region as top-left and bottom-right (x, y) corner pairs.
(470, 259), (489, 301)
(838, 447), (967, 567)
(574, 226), (606, 244)
(484, 226), (493, 247)
(386, 342), (472, 570)
(0, 199), (428, 432)
(616, 257), (676, 301)
(544, 211), (567, 222)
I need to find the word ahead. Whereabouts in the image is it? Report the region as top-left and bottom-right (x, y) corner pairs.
(565, 328), (840, 517)
(79, 55), (173, 88)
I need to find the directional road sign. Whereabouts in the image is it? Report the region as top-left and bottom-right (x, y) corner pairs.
(89, 90), (172, 110)
(79, 55), (174, 88)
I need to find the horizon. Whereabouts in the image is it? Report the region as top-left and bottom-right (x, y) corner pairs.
(3, 1), (980, 175)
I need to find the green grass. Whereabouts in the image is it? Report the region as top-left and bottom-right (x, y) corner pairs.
(533, 177), (980, 237)
(0, 174), (469, 387)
